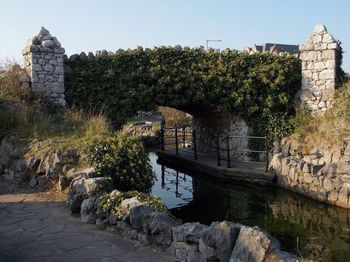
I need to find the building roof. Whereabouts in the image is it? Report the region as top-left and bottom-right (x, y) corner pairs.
(245, 43), (299, 55)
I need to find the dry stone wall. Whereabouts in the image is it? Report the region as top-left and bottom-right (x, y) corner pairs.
(298, 24), (339, 114)
(269, 138), (350, 209)
(192, 110), (251, 161)
(22, 27), (66, 107)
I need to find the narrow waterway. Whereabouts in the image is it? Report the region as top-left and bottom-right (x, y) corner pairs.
(149, 152), (350, 261)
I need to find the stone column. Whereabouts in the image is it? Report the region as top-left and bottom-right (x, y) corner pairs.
(22, 27), (66, 107)
(299, 24), (338, 114)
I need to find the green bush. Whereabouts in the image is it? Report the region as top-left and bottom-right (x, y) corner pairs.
(87, 132), (154, 192)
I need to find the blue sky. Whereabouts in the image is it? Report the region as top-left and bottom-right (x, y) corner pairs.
(0, 0), (349, 71)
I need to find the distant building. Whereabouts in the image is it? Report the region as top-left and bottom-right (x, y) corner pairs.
(243, 43), (299, 55)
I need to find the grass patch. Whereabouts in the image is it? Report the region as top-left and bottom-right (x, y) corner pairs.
(290, 82), (350, 153)
(0, 61), (112, 163)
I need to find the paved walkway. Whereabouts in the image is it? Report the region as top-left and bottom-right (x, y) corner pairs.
(0, 183), (172, 262)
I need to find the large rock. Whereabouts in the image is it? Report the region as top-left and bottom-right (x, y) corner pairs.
(69, 176), (111, 197)
(116, 197), (143, 219)
(14, 159), (27, 172)
(84, 177), (111, 196)
(145, 212), (179, 247)
(167, 241), (202, 262)
(27, 156), (41, 171)
(268, 153), (283, 173)
(81, 196), (99, 223)
(229, 226), (300, 262)
(66, 176), (111, 213)
(173, 222), (208, 243)
(0, 139), (13, 165)
(67, 191), (84, 213)
(129, 205), (154, 230)
(200, 221), (241, 261)
(230, 226), (271, 262)
(3, 169), (14, 181)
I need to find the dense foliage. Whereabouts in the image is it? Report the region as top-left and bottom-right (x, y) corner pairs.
(87, 132), (154, 192)
(66, 47), (301, 140)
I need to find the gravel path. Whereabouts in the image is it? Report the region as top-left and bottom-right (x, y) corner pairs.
(0, 182), (172, 262)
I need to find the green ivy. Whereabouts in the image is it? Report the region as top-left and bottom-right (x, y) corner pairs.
(66, 47), (301, 141)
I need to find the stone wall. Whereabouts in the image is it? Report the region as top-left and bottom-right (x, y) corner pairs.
(269, 138), (350, 209)
(22, 27), (66, 107)
(66, 179), (300, 262)
(0, 137), (81, 190)
(298, 24), (339, 114)
(192, 110), (251, 161)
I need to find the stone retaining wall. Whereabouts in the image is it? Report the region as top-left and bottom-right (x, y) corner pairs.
(0, 138), (80, 191)
(66, 177), (300, 262)
(269, 138), (350, 209)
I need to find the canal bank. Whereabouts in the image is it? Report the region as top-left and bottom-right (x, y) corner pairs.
(149, 152), (350, 261)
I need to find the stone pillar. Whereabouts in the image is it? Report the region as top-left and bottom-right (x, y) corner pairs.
(22, 27), (66, 107)
(299, 24), (338, 114)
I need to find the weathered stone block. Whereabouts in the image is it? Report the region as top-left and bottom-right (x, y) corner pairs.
(321, 50), (336, 60)
(327, 191), (338, 203)
(323, 178), (334, 192)
(337, 161), (350, 174)
(319, 69), (335, 80)
(300, 51), (318, 61)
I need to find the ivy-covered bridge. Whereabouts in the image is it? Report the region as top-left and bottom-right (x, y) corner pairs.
(65, 48), (301, 162)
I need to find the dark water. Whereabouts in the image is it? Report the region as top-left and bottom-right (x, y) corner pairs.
(149, 152), (350, 262)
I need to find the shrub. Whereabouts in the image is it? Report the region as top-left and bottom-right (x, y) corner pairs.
(87, 132), (154, 192)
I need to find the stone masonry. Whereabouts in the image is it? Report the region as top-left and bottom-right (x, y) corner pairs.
(192, 110), (251, 161)
(299, 24), (339, 114)
(22, 27), (66, 107)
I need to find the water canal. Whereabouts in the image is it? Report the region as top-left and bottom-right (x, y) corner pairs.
(149, 152), (350, 261)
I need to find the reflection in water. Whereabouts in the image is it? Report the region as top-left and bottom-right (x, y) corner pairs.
(149, 152), (350, 261)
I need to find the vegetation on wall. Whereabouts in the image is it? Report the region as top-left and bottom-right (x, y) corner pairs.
(335, 41), (346, 86)
(289, 82), (350, 152)
(66, 47), (301, 141)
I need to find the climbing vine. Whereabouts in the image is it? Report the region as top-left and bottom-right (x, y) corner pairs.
(65, 47), (301, 141)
